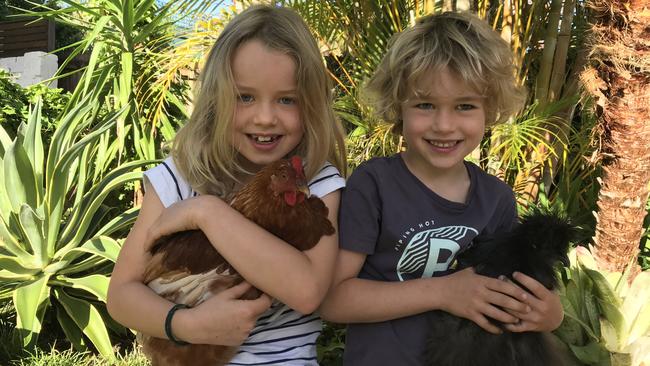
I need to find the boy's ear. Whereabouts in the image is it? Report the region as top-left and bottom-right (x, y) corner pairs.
(391, 120), (404, 135)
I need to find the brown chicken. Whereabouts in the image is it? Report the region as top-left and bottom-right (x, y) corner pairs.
(139, 156), (335, 366)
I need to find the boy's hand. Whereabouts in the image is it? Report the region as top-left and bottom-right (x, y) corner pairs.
(441, 268), (530, 334)
(502, 272), (564, 332)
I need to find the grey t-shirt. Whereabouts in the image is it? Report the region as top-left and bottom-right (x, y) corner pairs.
(339, 154), (516, 366)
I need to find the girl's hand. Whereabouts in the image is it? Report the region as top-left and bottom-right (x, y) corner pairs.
(502, 272), (564, 332)
(144, 196), (223, 252)
(440, 268), (530, 334)
(175, 281), (273, 346)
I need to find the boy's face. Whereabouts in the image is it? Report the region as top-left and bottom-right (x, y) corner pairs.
(400, 67), (486, 179)
(230, 39), (304, 173)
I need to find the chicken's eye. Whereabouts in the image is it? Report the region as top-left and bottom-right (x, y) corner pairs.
(280, 173), (288, 179)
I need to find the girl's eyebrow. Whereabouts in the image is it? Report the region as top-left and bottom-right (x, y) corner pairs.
(234, 85), (297, 94)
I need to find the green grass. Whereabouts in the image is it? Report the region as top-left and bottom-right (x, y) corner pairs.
(11, 348), (149, 366)
(0, 302), (148, 366)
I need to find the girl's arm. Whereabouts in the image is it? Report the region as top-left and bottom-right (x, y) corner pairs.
(107, 183), (272, 345)
(143, 191), (342, 315)
(319, 248), (531, 334)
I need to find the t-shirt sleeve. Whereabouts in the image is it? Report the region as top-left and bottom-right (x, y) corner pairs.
(308, 162), (345, 198)
(338, 164), (381, 254)
(143, 157), (194, 208)
(494, 186), (517, 232)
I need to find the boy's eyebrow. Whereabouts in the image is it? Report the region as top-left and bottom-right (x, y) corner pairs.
(410, 93), (486, 101)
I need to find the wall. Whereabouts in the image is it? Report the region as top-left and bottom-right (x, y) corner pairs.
(0, 51), (58, 88)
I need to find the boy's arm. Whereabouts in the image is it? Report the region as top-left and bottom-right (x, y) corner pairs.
(319, 248), (530, 334)
(319, 249), (446, 323)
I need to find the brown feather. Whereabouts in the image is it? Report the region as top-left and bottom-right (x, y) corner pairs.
(139, 157), (335, 366)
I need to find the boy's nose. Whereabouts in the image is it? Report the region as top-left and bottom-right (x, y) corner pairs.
(431, 110), (455, 133)
(253, 103), (277, 126)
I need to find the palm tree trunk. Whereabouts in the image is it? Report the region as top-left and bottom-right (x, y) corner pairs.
(585, 0), (650, 273)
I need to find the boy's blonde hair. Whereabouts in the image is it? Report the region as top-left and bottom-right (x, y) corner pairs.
(172, 5), (346, 197)
(366, 12), (525, 133)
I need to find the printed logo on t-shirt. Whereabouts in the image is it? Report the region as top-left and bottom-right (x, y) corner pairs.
(396, 225), (478, 281)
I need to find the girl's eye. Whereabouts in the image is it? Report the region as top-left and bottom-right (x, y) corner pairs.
(457, 104), (477, 111)
(415, 103), (434, 110)
(279, 97), (296, 105)
(238, 94), (254, 103)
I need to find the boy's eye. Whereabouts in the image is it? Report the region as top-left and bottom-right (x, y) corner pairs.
(457, 104), (478, 111)
(415, 103), (434, 110)
(238, 94), (254, 103)
(279, 96), (296, 105)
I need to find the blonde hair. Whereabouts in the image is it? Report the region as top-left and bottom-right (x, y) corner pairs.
(172, 5), (346, 197)
(366, 12), (525, 133)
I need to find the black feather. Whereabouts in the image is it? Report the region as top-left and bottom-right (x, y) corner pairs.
(425, 209), (576, 366)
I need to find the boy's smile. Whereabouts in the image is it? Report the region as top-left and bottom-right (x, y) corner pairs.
(400, 67), (486, 188)
(231, 39), (304, 172)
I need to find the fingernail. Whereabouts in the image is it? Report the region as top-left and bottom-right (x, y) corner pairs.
(498, 275), (506, 281)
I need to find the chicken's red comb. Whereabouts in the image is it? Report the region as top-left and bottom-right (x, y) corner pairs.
(290, 156), (304, 175)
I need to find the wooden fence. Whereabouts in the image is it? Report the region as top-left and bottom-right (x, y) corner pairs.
(0, 18), (54, 58)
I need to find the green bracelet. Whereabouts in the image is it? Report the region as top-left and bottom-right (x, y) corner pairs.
(165, 303), (190, 346)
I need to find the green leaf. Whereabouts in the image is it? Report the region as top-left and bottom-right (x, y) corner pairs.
(57, 274), (110, 302)
(585, 268), (622, 307)
(23, 99), (44, 196)
(622, 272), (650, 344)
(96, 206), (139, 237)
(17, 204), (46, 266)
(600, 318), (622, 352)
(13, 275), (51, 347)
(0, 255), (40, 275)
(0, 217), (31, 259)
(569, 340), (611, 365)
(55, 304), (85, 351)
(54, 288), (115, 360)
(4, 135), (38, 212)
(600, 301), (628, 347)
(74, 236), (121, 263)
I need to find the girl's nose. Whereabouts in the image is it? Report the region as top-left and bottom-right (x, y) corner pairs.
(253, 102), (277, 126)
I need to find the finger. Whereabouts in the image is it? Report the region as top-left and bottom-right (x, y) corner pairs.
(221, 281), (255, 299)
(503, 320), (534, 333)
(498, 275), (525, 292)
(484, 286), (530, 313)
(481, 304), (520, 324)
(486, 277), (528, 303)
(504, 308), (529, 319)
(247, 293), (273, 315)
(512, 272), (548, 299)
(473, 315), (503, 334)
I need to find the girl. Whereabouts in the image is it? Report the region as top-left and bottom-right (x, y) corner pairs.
(319, 12), (564, 365)
(107, 5), (346, 365)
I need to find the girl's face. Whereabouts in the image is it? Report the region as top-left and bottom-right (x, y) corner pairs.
(231, 39), (304, 173)
(400, 67), (486, 180)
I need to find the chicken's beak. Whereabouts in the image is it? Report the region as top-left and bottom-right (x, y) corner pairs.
(298, 182), (311, 197)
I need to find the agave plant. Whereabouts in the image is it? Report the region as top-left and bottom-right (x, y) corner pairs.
(0, 96), (153, 358)
(554, 246), (650, 366)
